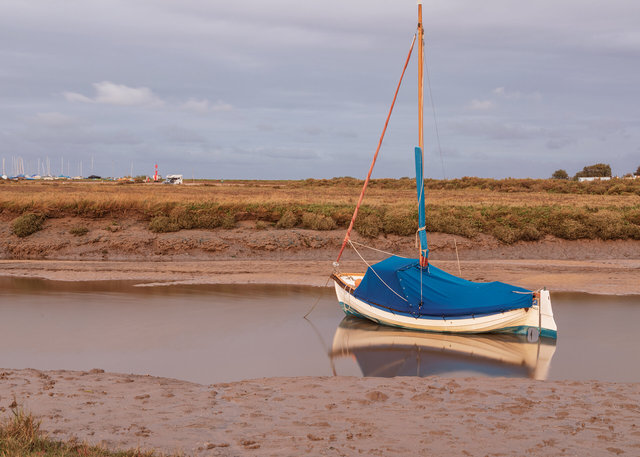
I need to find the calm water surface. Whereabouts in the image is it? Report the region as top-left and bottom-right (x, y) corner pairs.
(0, 277), (639, 384)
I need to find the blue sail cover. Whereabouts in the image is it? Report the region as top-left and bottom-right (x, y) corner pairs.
(353, 256), (533, 317)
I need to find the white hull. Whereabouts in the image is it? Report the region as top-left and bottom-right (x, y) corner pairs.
(333, 273), (557, 338)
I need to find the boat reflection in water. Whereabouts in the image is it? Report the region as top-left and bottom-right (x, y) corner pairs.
(330, 317), (557, 380)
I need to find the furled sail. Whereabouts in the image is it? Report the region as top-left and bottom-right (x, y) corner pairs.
(353, 256), (533, 317)
(414, 147), (429, 265)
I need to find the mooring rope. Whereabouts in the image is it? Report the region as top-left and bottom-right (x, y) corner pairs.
(302, 275), (332, 319)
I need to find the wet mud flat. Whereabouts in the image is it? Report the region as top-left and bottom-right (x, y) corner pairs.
(2, 278), (639, 456)
(1, 369), (639, 456)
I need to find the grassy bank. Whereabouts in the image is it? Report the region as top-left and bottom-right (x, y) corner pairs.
(0, 405), (162, 457)
(1, 179), (639, 243)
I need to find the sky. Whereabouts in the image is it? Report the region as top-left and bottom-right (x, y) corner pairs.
(1, 0), (639, 179)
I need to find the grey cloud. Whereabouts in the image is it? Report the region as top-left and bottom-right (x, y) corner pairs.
(301, 127), (324, 136)
(335, 130), (358, 139)
(450, 119), (543, 140)
(29, 112), (79, 128)
(545, 138), (575, 150)
(181, 98), (233, 114)
(233, 146), (320, 161)
(161, 125), (208, 144)
(1, 0), (639, 178)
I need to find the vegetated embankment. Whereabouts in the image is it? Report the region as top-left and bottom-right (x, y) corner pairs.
(1, 178), (639, 262)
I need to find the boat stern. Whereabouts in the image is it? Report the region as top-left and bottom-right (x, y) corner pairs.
(500, 289), (558, 339)
(538, 289), (558, 338)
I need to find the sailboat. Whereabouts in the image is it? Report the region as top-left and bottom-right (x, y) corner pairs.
(331, 1), (557, 338)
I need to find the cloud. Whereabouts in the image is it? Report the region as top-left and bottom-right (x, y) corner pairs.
(493, 87), (541, 101)
(64, 81), (164, 107)
(180, 98), (233, 114)
(545, 138), (575, 150)
(63, 92), (94, 103)
(30, 112), (77, 127)
(262, 147), (319, 160)
(232, 146), (319, 160)
(466, 99), (495, 111)
(301, 127), (323, 136)
(161, 125), (208, 144)
(335, 130), (357, 139)
(5, 1), (640, 179)
(586, 31), (640, 55)
(451, 119), (543, 140)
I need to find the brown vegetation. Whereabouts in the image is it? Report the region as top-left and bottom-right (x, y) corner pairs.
(68, 225), (89, 236)
(11, 213), (45, 237)
(0, 404), (161, 456)
(1, 179), (638, 244)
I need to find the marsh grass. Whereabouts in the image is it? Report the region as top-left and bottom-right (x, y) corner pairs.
(354, 211), (383, 238)
(11, 213), (45, 237)
(301, 212), (336, 230)
(149, 216), (180, 233)
(276, 211), (298, 229)
(69, 225), (89, 236)
(1, 180), (639, 243)
(0, 405), (162, 457)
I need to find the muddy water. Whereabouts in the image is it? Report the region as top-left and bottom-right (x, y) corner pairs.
(0, 277), (638, 384)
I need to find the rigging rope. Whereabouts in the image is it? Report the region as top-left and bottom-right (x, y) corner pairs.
(348, 240), (409, 303)
(424, 30), (447, 180)
(336, 32), (418, 263)
(348, 240), (403, 258)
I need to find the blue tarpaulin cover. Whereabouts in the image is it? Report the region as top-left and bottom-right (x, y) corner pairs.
(353, 256), (533, 317)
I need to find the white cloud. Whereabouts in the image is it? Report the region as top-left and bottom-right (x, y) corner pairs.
(64, 81), (164, 107)
(181, 98), (210, 114)
(181, 98), (233, 114)
(493, 87), (541, 101)
(211, 100), (233, 111)
(466, 99), (495, 111)
(63, 92), (93, 103)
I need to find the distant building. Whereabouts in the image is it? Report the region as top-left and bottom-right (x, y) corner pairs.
(578, 177), (611, 182)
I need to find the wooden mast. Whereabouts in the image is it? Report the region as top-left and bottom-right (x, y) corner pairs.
(418, 1), (424, 154)
(417, 0), (428, 267)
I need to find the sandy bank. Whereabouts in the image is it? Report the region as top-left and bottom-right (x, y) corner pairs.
(1, 368), (638, 457)
(2, 218), (639, 293)
(1, 257), (639, 295)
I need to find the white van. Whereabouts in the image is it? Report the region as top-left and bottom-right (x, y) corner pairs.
(163, 174), (183, 185)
